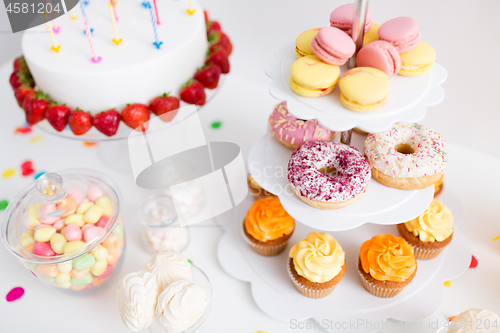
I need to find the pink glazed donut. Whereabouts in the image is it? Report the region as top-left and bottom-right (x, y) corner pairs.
(287, 141), (371, 209)
(269, 102), (336, 149)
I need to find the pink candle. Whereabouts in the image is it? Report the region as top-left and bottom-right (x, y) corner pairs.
(83, 18), (101, 63)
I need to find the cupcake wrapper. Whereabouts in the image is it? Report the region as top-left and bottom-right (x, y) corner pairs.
(241, 227), (288, 256)
(412, 245), (444, 260)
(357, 268), (404, 298)
(286, 259), (336, 298)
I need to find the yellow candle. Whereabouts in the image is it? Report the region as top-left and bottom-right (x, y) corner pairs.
(187, 0), (195, 15)
(109, 3), (122, 45)
(46, 21), (60, 53)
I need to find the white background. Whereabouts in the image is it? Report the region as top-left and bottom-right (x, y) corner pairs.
(0, 1), (500, 333)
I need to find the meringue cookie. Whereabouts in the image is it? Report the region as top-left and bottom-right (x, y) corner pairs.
(155, 280), (209, 333)
(116, 270), (159, 332)
(449, 308), (500, 333)
(144, 250), (192, 291)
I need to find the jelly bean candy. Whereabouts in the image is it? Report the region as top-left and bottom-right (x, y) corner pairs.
(95, 197), (112, 216)
(64, 224), (82, 241)
(71, 272), (93, 286)
(112, 224), (124, 240)
(73, 253), (95, 271)
(91, 245), (108, 262)
(50, 233), (67, 254)
(76, 202), (94, 214)
(91, 260), (107, 276)
(63, 241), (85, 254)
(65, 214), (85, 227)
(83, 205), (103, 224)
(34, 227), (56, 242)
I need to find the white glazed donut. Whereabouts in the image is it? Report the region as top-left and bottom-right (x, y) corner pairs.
(364, 123), (448, 190)
(287, 141), (371, 209)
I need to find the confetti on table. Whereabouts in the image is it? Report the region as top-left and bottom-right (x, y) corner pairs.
(443, 280), (452, 287)
(21, 161), (34, 177)
(30, 135), (43, 143)
(211, 121), (222, 129)
(448, 316), (457, 322)
(34, 171), (46, 180)
(0, 199), (8, 210)
(255, 331), (269, 333)
(188, 259), (193, 264)
(469, 255), (478, 269)
(6, 287), (25, 302)
(14, 126), (32, 134)
(493, 235), (500, 241)
(2, 169), (15, 178)
(83, 142), (98, 147)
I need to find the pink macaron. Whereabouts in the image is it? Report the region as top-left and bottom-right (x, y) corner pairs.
(330, 3), (372, 36)
(356, 41), (401, 77)
(378, 17), (420, 53)
(311, 27), (356, 66)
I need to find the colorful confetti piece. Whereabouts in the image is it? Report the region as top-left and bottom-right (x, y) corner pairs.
(0, 199), (8, 210)
(211, 121), (222, 129)
(469, 255), (478, 269)
(443, 280), (452, 287)
(21, 161), (34, 177)
(6, 287), (24, 302)
(14, 126), (32, 134)
(30, 135), (43, 143)
(493, 235), (500, 241)
(188, 259), (193, 264)
(34, 171), (46, 180)
(2, 169), (15, 178)
(448, 316), (457, 322)
(256, 331), (269, 333)
(83, 142), (98, 147)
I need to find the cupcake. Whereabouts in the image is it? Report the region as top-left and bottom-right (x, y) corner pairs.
(397, 199), (453, 260)
(288, 232), (346, 298)
(243, 197), (294, 256)
(434, 174), (444, 197)
(358, 234), (417, 298)
(247, 174), (275, 200)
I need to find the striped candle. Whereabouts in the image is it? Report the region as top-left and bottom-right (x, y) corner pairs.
(152, 0), (160, 24)
(147, 2), (162, 49)
(109, 3), (122, 45)
(187, 0), (195, 15)
(46, 21), (60, 53)
(83, 18), (101, 63)
(109, 0), (118, 22)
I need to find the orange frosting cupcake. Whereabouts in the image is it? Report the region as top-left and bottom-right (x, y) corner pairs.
(243, 197), (294, 256)
(358, 234), (417, 297)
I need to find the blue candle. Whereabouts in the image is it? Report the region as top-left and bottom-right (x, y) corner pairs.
(147, 2), (162, 49)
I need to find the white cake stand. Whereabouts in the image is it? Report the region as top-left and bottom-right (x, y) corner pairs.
(216, 193), (470, 333)
(266, 42), (447, 133)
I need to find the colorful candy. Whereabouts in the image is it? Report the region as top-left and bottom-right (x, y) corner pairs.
(66, 186), (83, 205)
(84, 226), (105, 243)
(83, 205), (103, 224)
(33, 242), (56, 256)
(91, 245), (108, 261)
(58, 261), (73, 273)
(71, 272), (93, 286)
(64, 224), (82, 241)
(63, 241), (85, 254)
(95, 196), (112, 216)
(77, 202), (94, 214)
(86, 184), (103, 202)
(73, 253), (96, 271)
(65, 214), (85, 227)
(56, 197), (78, 218)
(50, 233), (67, 254)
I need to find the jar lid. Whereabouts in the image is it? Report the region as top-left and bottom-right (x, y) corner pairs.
(139, 194), (178, 229)
(1, 169), (121, 264)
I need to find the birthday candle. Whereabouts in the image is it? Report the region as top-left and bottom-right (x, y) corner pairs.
(52, 19), (61, 34)
(152, 0), (160, 24)
(187, 0), (195, 15)
(83, 18), (101, 63)
(147, 2), (162, 49)
(109, 0), (118, 22)
(46, 21), (60, 53)
(109, 3), (122, 45)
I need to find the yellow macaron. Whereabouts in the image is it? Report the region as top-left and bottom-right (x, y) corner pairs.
(339, 67), (390, 112)
(290, 55), (341, 97)
(295, 28), (320, 58)
(363, 22), (380, 46)
(398, 41), (436, 76)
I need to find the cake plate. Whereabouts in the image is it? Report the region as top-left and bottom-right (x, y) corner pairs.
(216, 192), (470, 333)
(266, 42), (447, 133)
(248, 131), (435, 231)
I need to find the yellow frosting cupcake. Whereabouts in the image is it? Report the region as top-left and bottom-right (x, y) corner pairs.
(295, 28), (320, 58)
(243, 197), (294, 256)
(358, 234), (417, 297)
(288, 232), (346, 298)
(290, 55), (341, 97)
(398, 199), (454, 259)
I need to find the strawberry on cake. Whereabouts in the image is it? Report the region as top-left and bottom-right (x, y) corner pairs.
(9, 0), (231, 136)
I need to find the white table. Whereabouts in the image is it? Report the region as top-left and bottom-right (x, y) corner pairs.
(1, 0), (500, 332)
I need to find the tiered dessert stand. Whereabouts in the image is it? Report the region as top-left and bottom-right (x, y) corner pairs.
(217, 1), (471, 331)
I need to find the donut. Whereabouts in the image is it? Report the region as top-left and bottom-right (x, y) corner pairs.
(269, 102), (336, 149)
(364, 123), (448, 190)
(287, 141), (371, 209)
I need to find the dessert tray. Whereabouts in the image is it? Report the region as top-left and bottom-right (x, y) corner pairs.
(217, 192), (470, 333)
(266, 42), (447, 133)
(248, 132), (435, 231)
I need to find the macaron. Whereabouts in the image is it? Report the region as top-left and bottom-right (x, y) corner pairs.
(378, 17), (420, 53)
(310, 27), (355, 66)
(356, 40), (401, 77)
(295, 28), (320, 58)
(398, 41), (436, 76)
(339, 67), (390, 112)
(290, 55), (341, 97)
(330, 3), (372, 36)
(363, 22), (380, 46)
